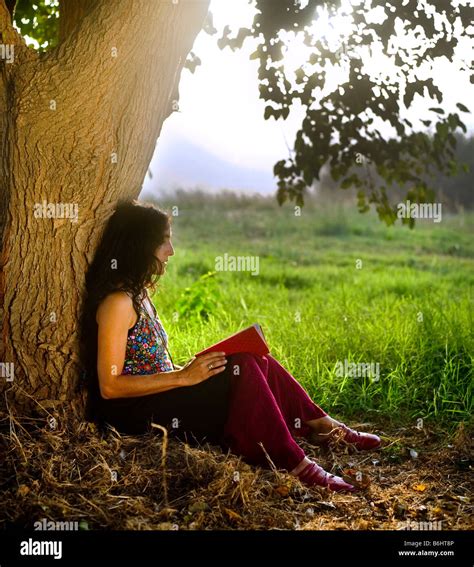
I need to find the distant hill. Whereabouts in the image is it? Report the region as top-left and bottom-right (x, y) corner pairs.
(140, 135), (278, 197)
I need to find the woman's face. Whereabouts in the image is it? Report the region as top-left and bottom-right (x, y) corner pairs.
(154, 225), (174, 272)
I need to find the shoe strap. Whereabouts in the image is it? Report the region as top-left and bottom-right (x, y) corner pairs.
(297, 462), (329, 486)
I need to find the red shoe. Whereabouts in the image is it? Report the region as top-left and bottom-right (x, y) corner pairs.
(296, 460), (357, 493)
(330, 423), (381, 451)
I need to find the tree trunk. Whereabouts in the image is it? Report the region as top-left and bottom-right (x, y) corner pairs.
(0, 0), (209, 419)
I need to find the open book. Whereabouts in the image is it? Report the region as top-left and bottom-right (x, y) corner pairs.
(195, 323), (270, 357)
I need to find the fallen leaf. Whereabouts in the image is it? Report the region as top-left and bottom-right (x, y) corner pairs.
(189, 502), (209, 514)
(275, 484), (291, 497)
(17, 484), (30, 497)
(223, 507), (243, 521)
(342, 469), (371, 489)
(79, 520), (89, 530)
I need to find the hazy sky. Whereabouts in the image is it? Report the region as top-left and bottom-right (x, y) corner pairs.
(142, 0), (474, 197)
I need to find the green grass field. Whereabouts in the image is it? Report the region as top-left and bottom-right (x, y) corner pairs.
(149, 191), (473, 431)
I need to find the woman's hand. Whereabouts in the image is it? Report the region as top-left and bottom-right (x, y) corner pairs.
(179, 352), (227, 387)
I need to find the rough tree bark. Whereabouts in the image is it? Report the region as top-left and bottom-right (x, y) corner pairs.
(0, 0), (209, 419)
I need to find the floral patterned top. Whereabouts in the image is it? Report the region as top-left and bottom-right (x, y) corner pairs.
(122, 293), (174, 375)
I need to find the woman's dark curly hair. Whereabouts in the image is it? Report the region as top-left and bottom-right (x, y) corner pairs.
(79, 199), (171, 423)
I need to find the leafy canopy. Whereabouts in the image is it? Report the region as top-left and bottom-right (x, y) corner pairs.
(11, 0), (474, 226)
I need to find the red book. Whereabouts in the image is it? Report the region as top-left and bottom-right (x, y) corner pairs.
(195, 323), (270, 357)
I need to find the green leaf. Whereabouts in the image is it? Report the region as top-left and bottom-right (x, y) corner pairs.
(264, 106), (275, 120)
(456, 102), (470, 113)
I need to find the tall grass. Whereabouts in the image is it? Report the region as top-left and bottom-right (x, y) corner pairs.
(148, 191), (473, 430)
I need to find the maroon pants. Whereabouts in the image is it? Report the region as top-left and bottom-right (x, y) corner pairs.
(97, 352), (327, 473)
(221, 353), (327, 472)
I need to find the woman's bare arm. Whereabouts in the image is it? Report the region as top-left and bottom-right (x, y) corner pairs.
(96, 291), (187, 399)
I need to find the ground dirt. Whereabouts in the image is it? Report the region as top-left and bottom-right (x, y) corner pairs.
(1, 409), (472, 531)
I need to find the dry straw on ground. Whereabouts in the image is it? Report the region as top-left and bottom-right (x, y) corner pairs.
(0, 405), (472, 531)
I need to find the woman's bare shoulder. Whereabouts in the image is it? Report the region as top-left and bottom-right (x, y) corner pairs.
(96, 291), (136, 326)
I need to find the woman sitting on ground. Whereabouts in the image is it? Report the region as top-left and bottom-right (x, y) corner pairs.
(80, 200), (381, 493)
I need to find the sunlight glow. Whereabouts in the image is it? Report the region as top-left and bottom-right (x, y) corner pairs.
(146, 0), (473, 192)
(165, 0), (303, 169)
